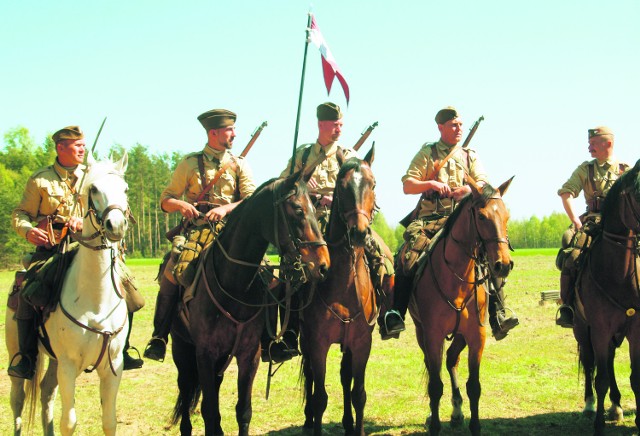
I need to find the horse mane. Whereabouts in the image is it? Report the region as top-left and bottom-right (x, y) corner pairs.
(220, 177), (279, 236)
(600, 159), (640, 224)
(440, 183), (498, 239)
(79, 158), (124, 196)
(337, 157), (364, 179)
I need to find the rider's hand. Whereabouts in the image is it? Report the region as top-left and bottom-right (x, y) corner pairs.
(451, 186), (471, 201)
(26, 227), (50, 247)
(307, 178), (319, 189)
(428, 181), (452, 198)
(318, 195), (333, 208)
(206, 204), (230, 222)
(66, 216), (83, 233)
(177, 201), (200, 220)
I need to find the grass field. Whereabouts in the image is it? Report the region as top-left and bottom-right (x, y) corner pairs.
(1, 249), (638, 435)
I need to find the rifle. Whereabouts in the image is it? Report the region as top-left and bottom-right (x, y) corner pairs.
(353, 121), (378, 152)
(399, 115), (485, 227)
(165, 121), (268, 241)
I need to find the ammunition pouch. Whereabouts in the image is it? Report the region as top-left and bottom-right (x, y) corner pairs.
(118, 258), (145, 313)
(173, 223), (223, 288)
(555, 226), (592, 273)
(7, 270), (27, 311)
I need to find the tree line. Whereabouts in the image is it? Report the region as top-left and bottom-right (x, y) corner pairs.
(0, 127), (569, 267)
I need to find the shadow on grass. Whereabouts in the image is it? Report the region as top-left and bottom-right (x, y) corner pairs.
(263, 410), (638, 435)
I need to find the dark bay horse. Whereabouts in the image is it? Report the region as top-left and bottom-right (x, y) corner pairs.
(169, 170), (330, 436)
(573, 159), (640, 435)
(300, 147), (377, 436)
(409, 177), (514, 436)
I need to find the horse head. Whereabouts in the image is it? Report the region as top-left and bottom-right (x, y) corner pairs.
(466, 175), (514, 278)
(602, 159), (640, 235)
(274, 169), (330, 282)
(330, 144), (376, 245)
(82, 151), (130, 242)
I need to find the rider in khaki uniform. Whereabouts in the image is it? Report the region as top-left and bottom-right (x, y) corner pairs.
(143, 108), (256, 362)
(381, 107), (519, 340)
(556, 126), (629, 327)
(264, 102), (394, 362)
(8, 126), (143, 378)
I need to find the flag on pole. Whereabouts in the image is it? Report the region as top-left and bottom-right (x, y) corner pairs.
(309, 15), (350, 104)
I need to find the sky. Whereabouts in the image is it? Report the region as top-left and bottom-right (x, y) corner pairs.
(1, 1), (639, 226)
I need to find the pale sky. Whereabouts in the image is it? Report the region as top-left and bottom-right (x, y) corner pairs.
(1, 0), (638, 225)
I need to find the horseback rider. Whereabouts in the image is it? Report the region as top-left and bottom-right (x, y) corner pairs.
(556, 126), (629, 327)
(143, 109), (256, 362)
(7, 126), (143, 379)
(264, 102), (394, 363)
(381, 107), (519, 341)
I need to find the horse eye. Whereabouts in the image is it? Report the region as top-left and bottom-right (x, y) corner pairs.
(295, 207), (305, 217)
(478, 213), (487, 221)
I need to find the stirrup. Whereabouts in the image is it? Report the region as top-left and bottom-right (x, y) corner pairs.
(8, 352), (36, 380)
(555, 305), (574, 328)
(380, 310), (405, 340)
(124, 346), (144, 370)
(143, 337), (167, 362)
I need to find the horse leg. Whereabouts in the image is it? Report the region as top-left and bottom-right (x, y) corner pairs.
(301, 351), (314, 429)
(628, 334), (640, 432)
(56, 362), (78, 436)
(309, 343), (330, 436)
(423, 339), (445, 436)
(606, 347), (623, 422)
(40, 359), (58, 436)
(235, 347), (260, 436)
(172, 335), (199, 436)
(198, 353), (225, 436)
(340, 349), (355, 435)
(98, 367), (123, 436)
(446, 335), (466, 428)
(591, 336), (612, 435)
(577, 332), (596, 418)
(9, 376), (26, 436)
(349, 340), (372, 436)
(466, 337), (484, 436)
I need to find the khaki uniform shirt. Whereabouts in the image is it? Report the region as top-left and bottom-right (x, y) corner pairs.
(403, 140), (488, 218)
(161, 145), (256, 209)
(12, 160), (85, 238)
(557, 157), (628, 217)
(280, 141), (356, 197)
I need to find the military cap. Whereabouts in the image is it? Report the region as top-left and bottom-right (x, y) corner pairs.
(52, 126), (84, 143)
(588, 126), (614, 139)
(435, 106), (460, 125)
(197, 109), (237, 131)
(317, 102), (342, 121)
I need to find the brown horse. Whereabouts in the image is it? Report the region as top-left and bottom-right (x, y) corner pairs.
(409, 177), (514, 436)
(169, 170), (330, 436)
(573, 159), (640, 435)
(300, 148), (377, 436)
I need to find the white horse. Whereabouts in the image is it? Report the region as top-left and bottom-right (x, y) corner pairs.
(18, 151), (131, 435)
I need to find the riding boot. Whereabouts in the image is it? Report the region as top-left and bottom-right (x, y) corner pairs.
(144, 278), (179, 362)
(123, 312), (143, 370)
(556, 272), (575, 328)
(488, 276), (519, 340)
(8, 318), (38, 380)
(379, 270), (411, 340)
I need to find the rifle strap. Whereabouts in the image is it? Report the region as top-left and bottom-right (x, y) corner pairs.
(196, 153), (240, 203)
(428, 144), (470, 182)
(301, 144), (345, 172)
(197, 153), (208, 202)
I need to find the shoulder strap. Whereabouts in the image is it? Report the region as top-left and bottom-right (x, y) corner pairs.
(336, 146), (345, 167)
(300, 145), (313, 171)
(197, 153), (207, 200)
(588, 162), (598, 194)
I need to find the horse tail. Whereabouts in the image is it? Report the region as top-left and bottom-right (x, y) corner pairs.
(23, 354), (44, 433)
(298, 353), (308, 406)
(170, 336), (201, 427)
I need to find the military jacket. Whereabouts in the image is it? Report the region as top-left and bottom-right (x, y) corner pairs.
(12, 160), (85, 238)
(161, 145), (255, 209)
(280, 141), (356, 197)
(558, 157), (629, 215)
(403, 140), (488, 219)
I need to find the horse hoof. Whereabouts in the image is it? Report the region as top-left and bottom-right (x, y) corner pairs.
(450, 414), (464, 428)
(582, 409), (596, 420)
(607, 405), (623, 422)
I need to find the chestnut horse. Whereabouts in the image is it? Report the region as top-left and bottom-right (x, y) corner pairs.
(169, 170), (330, 436)
(573, 159), (640, 435)
(409, 177), (514, 436)
(300, 148), (377, 436)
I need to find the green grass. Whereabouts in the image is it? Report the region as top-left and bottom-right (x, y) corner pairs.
(1, 252), (638, 435)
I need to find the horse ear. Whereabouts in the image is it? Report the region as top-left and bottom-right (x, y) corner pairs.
(116, 151), (129, 173)
(87, 150), (96, 166)
(363, 142), (375, 166)
(465, 174), (481, 196)
(497, 176), (515, 197)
